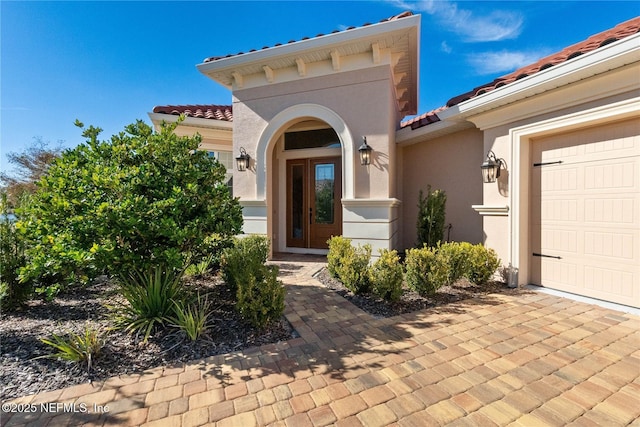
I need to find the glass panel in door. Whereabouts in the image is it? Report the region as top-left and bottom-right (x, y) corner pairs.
(309, 158), (341, 249)
(287, 161), (307, 248)
(314, 163), (334, 224)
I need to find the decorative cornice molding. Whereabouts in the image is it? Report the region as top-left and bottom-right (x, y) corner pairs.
(471, 205), (509, 216)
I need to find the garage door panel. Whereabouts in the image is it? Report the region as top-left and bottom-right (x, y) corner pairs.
(541, 259), (579, 290)
(541, 167), (578, 192)
(584, 230), (635, 260)
(530, 118), (640, 308)
(584, 198), (635, 224)
(542, 199), (579, 222)
(584, 160), (637, 191)
(541, 227), (578, 254)
(584, 266), (636, 300)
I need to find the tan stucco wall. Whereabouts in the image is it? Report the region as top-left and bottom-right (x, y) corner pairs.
(231, 65), (400, 201)
(400, 128), (484, 250)
(473, 78), (639, 284)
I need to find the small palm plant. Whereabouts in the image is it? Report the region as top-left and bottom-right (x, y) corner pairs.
(111, 265), (186, 343)
(39, 326), (103, 371)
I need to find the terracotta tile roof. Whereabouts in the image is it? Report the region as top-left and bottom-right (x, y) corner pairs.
(446, 16), (640, 107)
(152, 104), (233, 122)
(202, 11), (414, 63)
(400, 106), (446, 129)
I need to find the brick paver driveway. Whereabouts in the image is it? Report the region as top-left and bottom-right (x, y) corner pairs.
(2, 254), (639, 426)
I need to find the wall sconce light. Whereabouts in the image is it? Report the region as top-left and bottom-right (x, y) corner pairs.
(236, 147), (250, 171)
(481, 150), (506, 183)
(359, 136), (372, 166)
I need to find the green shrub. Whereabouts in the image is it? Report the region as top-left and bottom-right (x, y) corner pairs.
(221, 235), (270, 292)
(220, 235), (285, 328)
(236, 264), (285, 329)
(171, 293), (211, 341)
(335, 243), (372, 294)
(111, 265), (187, 342)
(436, 242), (472, 285)
(17, 118), (243, 290)
(434, 241), (501, 285)
(405, 246), (448, 296)
(0, 282), (9, 307)
(369, 249), (404, 302)
(39, 326), (103, 371)
(417, 186), (447, 248)
(466, 244), (501, 285)
(327, 236), (352, 278)
(0, 194), (30, 309)
(185, 254), (215, 277)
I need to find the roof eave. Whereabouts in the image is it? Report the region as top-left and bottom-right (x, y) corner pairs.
(148, 112), (234, 131)
(196, 14), (421, 110)
(396, 119), (474, 146)
(446, 33), (640, 121)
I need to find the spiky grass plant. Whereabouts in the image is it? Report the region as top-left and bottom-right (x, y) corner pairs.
(111, 265), (186, 342)
(171, 293), (211, 341)
(39, 327), (103, 371)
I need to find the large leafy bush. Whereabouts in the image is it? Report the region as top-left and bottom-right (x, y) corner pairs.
(17, 118), (243, 287)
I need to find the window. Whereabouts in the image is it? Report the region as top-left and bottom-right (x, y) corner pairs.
(284, 128), (340, 150)
(207, 151), (233, 196)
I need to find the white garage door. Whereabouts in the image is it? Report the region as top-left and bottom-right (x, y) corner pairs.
(530, 118), (640, 308)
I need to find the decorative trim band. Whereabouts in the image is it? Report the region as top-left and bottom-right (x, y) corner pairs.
(471, 205), (509, 216)
(342, 198), (402, 208)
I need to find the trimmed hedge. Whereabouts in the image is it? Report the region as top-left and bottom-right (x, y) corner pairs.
(369, 249), (404, 302)
(328, 237), (501, 299)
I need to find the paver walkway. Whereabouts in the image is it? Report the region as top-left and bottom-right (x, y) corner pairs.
(2, 254), (639, 427)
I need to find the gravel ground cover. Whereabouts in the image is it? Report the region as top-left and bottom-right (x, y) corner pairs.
(0, 275), (293, 402)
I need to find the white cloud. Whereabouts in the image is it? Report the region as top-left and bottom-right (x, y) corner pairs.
(390, 0), (523, 42)
(440, 41), (452, 53)
(467, 49), (552, 75)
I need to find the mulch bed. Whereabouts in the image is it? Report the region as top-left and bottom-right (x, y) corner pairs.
(315, 267), (520, 318)
(0, 275), (294, 402)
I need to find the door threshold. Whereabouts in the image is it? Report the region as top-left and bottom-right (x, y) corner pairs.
(283, 247), (329, 255)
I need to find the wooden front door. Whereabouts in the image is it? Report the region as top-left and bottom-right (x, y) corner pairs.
(286, 157), (342, 249)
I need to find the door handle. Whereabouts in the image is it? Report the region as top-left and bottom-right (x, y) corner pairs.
(533, 252), (562, 259)
(309, 208), (312, 225)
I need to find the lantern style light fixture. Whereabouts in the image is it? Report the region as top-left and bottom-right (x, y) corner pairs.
(359, 136), (372, 166)
(481, 150), (506, 183)
(236, 147), (250, 171)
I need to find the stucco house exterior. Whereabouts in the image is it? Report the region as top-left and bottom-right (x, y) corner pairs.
(150, 12), (640, 309)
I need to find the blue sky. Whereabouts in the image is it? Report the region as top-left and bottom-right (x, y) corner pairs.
(1, 1), (638, 172)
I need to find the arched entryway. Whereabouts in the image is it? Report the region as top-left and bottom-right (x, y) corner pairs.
(256, 104), (353, 253)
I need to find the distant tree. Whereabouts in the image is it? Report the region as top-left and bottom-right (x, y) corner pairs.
(17, 118), (243, 289)
(0, 138), (63, 207)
